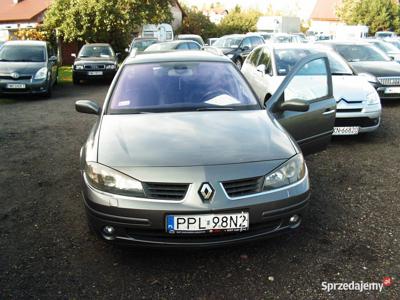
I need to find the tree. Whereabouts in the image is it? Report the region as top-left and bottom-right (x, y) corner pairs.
(44, 0), (173, 51)
(177, 6), (217, 41)
(337, 0), (400, 34)
(14, 28), (48, 41)
(217, 9), (263, 36)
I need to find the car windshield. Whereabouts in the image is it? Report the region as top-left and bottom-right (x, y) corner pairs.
(335, 44), (390, 62)
(0, 45), (45, 62)
(145, 43), (177, 51)
(79, 45), (114, 58)
(272, 35), (291, 43)
(132, 40), (157, 51)
(213, 37), (243, 48)
(108, 61), (259, 113)
(274, 48), (353, 76)
(370, 41), (399, 53)
(178, 36), (203, 45)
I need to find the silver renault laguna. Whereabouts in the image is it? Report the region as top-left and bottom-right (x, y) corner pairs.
(76, 51), (336, 247)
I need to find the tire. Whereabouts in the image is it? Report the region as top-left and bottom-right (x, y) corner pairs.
(43, 79), (52, 98)
(235, 58), (242, 69)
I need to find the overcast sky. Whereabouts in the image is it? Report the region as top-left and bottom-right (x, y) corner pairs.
(180, 0), (317, 19)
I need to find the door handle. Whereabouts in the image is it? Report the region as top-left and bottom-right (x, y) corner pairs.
(322, 109), (336, 115)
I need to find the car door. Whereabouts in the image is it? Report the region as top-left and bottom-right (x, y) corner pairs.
(239, 37), (252, 59)
(266, 53), (336, 155)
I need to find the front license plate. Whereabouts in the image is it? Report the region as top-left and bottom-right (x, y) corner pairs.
(333, 126), (359, 136)
(88, 71), (103, 76)
(166, 212), (249, 234)
(384, 87), (400, 94)
(6, 83), (26, 89)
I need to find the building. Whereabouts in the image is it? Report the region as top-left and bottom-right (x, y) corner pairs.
(309, 0), (343, 35)
(0, 0), (51, 40)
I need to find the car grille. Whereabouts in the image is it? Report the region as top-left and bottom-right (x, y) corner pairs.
(143, 182), (189, 201)
(335, 117), (379, 127)
(83, 64), (105, 70)
(222, 176), (264, 198)
(0, 75), (32, 80)
(336, 108), (363, 113)
(377, 77), (400, 86)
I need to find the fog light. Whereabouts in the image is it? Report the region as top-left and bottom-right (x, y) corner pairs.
(289, 214), (300, 224)
(103, 225), (115, 236)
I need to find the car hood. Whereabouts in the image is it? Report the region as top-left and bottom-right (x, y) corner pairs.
(332, 75), (375, 101)
(350, 61), (400, 77)
(97, 110), (296, 167)
(0, 61), (45, 75)
(74, 57), (116, 64)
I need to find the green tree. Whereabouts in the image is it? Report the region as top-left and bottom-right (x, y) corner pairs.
(44, 0), (173, 52)
(337, 0), (400, 34)
(177, 6), (217, 41)
(217, 9), (263, 36)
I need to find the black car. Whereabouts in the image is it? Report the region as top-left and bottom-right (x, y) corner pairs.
(320, 40), (400, 99)
(366, 39), (400, 62)
(212, 34), (265, 69)
(72, 43), (119, 84)
(0, 40), (58, 97)
(144, 40), (202, 52)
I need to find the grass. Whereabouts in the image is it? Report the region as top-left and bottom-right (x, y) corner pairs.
(0, 98), (17, 105)
(58, 66), (73, 84)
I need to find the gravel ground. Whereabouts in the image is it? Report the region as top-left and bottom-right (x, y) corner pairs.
(0, 83), (399, 299)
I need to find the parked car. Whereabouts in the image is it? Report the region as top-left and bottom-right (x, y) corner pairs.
(72, 43), (118, 84)
(241, 44), (381, 135)
(0, 40), (58, 97)
(145, 40), (202, 52)
(176, 34), (205, 46)
(75, 50), (336, 247)
(213, 34), (265, 69)
(383, 37), (400, 50)
(207, 38), (219, 46)
(375, 31), (397, 39)
(319, 40), (400, 100)
(248, 32), (273, 41)
(128, 37), (158, 53)
(366, 38), (400, 62)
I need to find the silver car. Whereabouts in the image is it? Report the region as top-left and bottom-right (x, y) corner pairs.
(76, 51), (336, 247)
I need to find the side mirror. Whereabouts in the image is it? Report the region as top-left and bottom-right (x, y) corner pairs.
(242, 45), (250, 51)
(116, 52), (121, 58)
(75, 100), (101, 115)
(276, 99), (310, 112)
(256, 64), (266, 74)
(71, 53), (76, 58)
(125, 48), (130, 53)
(49, 56), (58, 62)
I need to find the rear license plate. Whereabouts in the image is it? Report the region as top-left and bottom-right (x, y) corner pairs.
(88, 71), (103, 76)
(6, 83), (26, 89)
(384, 87), (400, 94)
(333, 126), (359, 135)
(166, 212), (249, 234)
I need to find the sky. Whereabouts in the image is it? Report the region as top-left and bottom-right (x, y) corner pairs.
(180, 0), (317, 19)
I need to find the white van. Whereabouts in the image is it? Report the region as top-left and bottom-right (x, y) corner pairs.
(141, 24), (173, 42)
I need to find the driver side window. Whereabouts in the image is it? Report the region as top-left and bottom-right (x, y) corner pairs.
(257, 48), (272, 75)
(284, 58), (329, 102)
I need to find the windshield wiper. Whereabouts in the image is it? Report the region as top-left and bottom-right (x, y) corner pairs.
(196, 107), (234, 111)
(332, 72), (353, 75)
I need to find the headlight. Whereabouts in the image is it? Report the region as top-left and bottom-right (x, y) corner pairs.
(84, 162), (145, 197)
(74, 65), (84, 70)
(34, 67), (48, 80)
(106, 64), (116, 69)
(358, 73), (378, 83)
(366, 90), (380, 105)
(226, 53), (234, 59)
(263, 154), (306, 191)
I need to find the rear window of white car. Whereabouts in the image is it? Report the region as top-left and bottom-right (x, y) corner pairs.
(108, 61), (260, 113)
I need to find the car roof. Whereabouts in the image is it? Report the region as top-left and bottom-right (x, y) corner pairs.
(264, 43), (336, 53)
(177, 34), (202, 38)
(125, 50), (231, 65)
(4, 40), (46, 46)
(82, 43), (111, 47)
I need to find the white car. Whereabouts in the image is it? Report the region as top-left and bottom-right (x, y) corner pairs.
(242, 44), (382, 135)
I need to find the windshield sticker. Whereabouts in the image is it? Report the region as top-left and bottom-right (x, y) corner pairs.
(118, 100), (130, 107)
(205, 94), (241, 106)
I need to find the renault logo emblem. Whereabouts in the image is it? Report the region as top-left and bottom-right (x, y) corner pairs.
(11, 72), (19, 79)
(198, 182), (215, 202)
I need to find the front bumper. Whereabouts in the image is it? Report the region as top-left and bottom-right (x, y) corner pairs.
(335, 109), (381, 133)
(81, 166), (310, 248)
(73, 69), (117, 80)
(0, 78), (49, 95)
